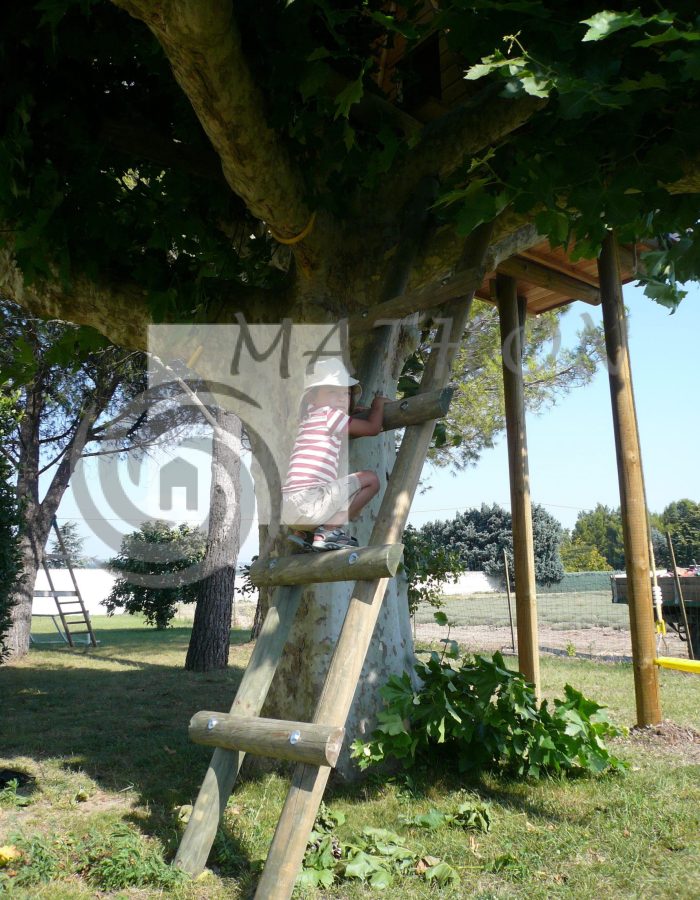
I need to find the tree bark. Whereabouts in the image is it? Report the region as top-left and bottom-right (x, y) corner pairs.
(185, 408), (242, 671)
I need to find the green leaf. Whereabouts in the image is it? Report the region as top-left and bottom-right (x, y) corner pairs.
(334, 67), (366, 120)
(433, 611), (448, 626)
(369, 867), (393, 889)
(580, 10), (669, 43)
(424, 861), (460, 885)
(633, 26), (700, 48)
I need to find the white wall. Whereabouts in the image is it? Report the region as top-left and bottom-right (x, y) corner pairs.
(33, 568), (119, 615)
(435, 571), (502, 596)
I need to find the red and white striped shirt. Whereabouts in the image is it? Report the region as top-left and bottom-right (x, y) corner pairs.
(282, 405), (350, 492)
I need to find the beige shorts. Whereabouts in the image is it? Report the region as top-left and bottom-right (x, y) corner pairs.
(281, 474), (362, 528)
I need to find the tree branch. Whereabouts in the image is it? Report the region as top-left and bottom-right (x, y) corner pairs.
(375, 90), (545, 212)
(111, 0), (313, 245)
(0, 241), (282, 350)
(407, 211), (542, 301)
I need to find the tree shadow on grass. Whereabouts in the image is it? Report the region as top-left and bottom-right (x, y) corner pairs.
(2, 627), (258, 847)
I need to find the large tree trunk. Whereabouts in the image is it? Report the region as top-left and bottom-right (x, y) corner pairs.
(258, 325), (419, 777)
(185, 409), (242, 671)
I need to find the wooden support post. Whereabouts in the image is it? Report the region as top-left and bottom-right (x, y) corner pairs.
(253, 222), (494, 900)
(496, 273), (540, 693)
(497, 255), (601, 305)
(249, 543), (403, 588)
(598, 231), (661, 726)
(189, 713), (345, 767)
(174, 585), (303, 874)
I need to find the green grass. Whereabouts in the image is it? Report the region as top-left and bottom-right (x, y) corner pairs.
(1, 615), (699, 898)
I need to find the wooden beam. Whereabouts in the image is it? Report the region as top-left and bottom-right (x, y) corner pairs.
(249, 543), (404, 588)
(353, 388), (454, 430)
(518, 250), (600, 288)
(598, 231), (661, 726)
(174, 585), (303, 875)
(497, 256), (601, 305)
(189, 713), (345, 768)
(496, 273), (541, 694)
(347, 266), (482, 333)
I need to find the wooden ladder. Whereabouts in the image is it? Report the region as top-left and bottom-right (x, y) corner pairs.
(174, 275), (484, 897)
(41, 518), (98, 648)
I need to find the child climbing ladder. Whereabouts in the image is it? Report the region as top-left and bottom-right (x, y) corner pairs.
(282, 357), (387, 552)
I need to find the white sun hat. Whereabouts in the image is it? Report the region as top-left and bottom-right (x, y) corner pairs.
(303, 357), (361, 393)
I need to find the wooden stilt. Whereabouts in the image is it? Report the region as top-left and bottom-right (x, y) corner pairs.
(496, 273), (540, 694)
(598, 231), (661, 726)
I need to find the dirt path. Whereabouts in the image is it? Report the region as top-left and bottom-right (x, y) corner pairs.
(415, 622), (689, 661)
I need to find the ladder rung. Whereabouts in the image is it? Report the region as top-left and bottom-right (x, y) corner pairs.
(189, 712), (345, 767)
(250, 543), (403, 587)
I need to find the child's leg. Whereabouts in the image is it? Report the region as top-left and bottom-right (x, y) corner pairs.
(323, 471), (379, 527)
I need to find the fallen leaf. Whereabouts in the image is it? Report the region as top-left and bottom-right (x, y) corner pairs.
(163, 746), (177, 755)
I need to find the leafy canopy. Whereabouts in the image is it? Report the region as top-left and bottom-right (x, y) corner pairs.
(1, 1), (699, 320)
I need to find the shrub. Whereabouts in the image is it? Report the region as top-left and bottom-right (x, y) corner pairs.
(352, 651), (626, 779)
(402, 524), (465, 615)
(105, 520), (206, 628)
(418, 502), (565, 585)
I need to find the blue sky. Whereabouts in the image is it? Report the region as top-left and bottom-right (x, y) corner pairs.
(55, 281), (699, 564)
(411, 281), (700, 534)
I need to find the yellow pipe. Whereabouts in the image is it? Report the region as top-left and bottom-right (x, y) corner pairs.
(654, 657), (700, 674)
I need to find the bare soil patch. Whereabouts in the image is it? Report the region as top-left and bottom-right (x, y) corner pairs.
(415, 622), (689, 661)
(623, 720), (700, 765)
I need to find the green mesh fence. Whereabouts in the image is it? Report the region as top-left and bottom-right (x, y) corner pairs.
(413, 570), (690, 661)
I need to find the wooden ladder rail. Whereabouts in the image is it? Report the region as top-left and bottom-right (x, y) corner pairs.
(48, 517), (98, 647)
(176, 223), (491, 892)
(175, 585), (303, 870)
(41, 561), (75, 647)
(254, 287), (483, 898)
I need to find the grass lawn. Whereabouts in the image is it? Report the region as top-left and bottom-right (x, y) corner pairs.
(1, 615), (699, 898)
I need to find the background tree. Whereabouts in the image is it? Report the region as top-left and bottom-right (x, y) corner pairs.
(409, 302), (604, 467)
(1, 2), (699, 756)
(105, 520), (207, 629)
(560, 536), (612, 573)
(418, 502), (564, 584)
(571, 504), (626, 570)
(0, 304), (149, 658)
(0, 396), (23, 658)
(185, 406), (242, 672)
(45, 521), (86, 568)
(662, 499), (700, 567)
